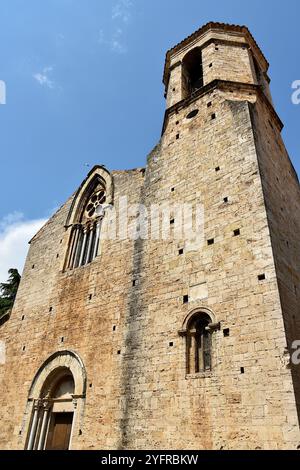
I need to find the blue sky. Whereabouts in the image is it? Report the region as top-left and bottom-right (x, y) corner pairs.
(0, 0), (299, 282)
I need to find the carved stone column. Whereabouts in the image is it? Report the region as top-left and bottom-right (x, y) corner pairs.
(27, 399), (40, 450)
(188, 329), (197, 374)
(37, 401), (51, 450)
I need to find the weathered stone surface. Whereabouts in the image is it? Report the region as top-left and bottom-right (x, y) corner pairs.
(0, 22), (299, 450)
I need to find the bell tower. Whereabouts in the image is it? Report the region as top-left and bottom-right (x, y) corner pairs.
(163, 22), (272, 110)
(145, 22), (300, 448)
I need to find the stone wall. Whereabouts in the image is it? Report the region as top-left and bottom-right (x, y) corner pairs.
(250, 98), (300, 420)
(114, 89), (299, 450)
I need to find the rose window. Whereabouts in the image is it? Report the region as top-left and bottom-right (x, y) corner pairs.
(85, 190), (106, 219)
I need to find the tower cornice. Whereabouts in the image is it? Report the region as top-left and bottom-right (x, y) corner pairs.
(161, 79), (283, 136)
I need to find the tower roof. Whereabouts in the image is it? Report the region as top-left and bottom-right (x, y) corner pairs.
(163, 22), (269, 85)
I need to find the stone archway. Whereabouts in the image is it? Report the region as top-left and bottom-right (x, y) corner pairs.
(24, 351), (86, 450)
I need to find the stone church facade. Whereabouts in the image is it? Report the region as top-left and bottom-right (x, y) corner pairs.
(0, 22), (300, 450)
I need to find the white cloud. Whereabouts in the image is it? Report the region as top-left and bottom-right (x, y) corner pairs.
(33, 66), (55, 89)
(98, 1), (134, 54)
(111, 28), (127, 54)
(112, 0), (133, 23)
(98, 27), (127, 55)
(0, 212), (47, 284)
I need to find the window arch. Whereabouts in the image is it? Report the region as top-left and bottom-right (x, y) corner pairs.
(24, 351), (86, 450)
(252, 55), (269, 98)
(66, 184), (106, 269)
(179, 309), (218, 375)
(253, 56), (263, 86)
(187, 313), (211, 373)
(65, 166), (113, 270)
(182, 48), (203, 99)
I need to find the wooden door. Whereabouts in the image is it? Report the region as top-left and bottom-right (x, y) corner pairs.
(46, 413), (73, 450)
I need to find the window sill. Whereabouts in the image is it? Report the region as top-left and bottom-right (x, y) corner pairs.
(62, 256), (100, 275)
(186, 371), (212, 380)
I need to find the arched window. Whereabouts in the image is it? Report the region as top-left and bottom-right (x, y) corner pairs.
(65, 166), (113, 270)
(179, 311), (217, 375)
(66, 185), (106, 269)
(252, 55), (270, 99)
(253, 56), (262, 86)
(25, 351), (86, 450)
(182, 48), (203, 99)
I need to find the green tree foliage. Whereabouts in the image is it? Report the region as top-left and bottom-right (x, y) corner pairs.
(0, 269), (21, 321)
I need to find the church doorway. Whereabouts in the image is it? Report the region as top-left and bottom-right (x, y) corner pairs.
(45, 412), (73, 450)
(24, 351), (86, 451)
(26, 371), (75, 450)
